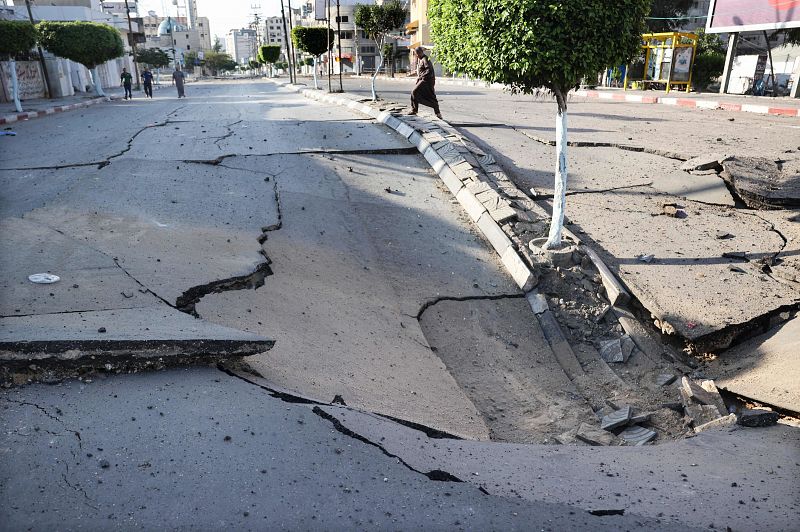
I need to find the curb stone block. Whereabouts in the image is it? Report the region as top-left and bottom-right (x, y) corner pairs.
(438, 165), (464, 196)
(502, 247), (536, 291)
(477, 212), (513, 256)
(408, 131), (431, 153)
(456, 188), (487, 222)
(395, 122), (415, 138)
(422, 144), (445, 168)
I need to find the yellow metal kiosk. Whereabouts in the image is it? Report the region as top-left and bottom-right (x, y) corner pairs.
(624, 32), (697, 93)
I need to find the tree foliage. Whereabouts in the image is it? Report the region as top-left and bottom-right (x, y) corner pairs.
(691, 29), (725, 91)
(430, 0), (650, 108)
(257, 44), (281, 64)
(204, 51), (236, 73)
(646, 0), (692, 32)
(0, 20), (37, 59)
(212, 37), (223, 52)
(354, 1), (406, 46)
(136, 47), (171, 68)
(37, 21), (123, 69)
(291, 26), (334, 57)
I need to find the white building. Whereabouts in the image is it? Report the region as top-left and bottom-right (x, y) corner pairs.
(226, 28), (258, 64)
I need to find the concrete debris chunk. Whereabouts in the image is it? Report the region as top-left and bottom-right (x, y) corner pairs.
(681, 377), (725, 415)
(600, 405), (632, 431)
(620, 335), (635, 361)
(630, 411), (652, 424)
(618, 425), (657, 445)
(656, 373), (677, 387)
(738, 408), (779, 427)
(699, 380), (729, 417)
(576, 423), (618, 446)
(694, 413), (737, 433)
(599, 338), (624, 363)
(685, 404), (722, 427)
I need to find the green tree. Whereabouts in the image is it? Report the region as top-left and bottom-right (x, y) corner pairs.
(0, 20), (37, 113)
(291, 27), (334, 89)
(691, 29), (724, 92)
(37, 21), (123, 97)
(136, 47), (170, 69)
(354, 0), (407, 100)
(184, 49), (199, 72)
(204, 51), (235, 75)
(430, 0), (649, 249)
(212, 37), (223, 53)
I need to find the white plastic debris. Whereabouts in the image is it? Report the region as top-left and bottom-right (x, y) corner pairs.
(28, 273), (60, 284)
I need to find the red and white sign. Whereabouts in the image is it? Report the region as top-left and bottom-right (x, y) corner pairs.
(707, 0), (800, 33)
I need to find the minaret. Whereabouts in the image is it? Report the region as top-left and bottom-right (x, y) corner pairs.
(186, 0), (198, 29)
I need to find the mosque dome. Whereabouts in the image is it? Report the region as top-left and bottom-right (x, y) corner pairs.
(157, 18), (188, 35)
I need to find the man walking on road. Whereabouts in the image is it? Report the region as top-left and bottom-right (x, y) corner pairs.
(121, 68), (133, 100)
(172, 68), (186, 98)
(141, 68), (154, 98)
(410, 47), (442, 119)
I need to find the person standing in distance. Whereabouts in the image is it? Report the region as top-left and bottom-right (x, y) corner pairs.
(141, 67), (154, 98)
(120, 68), (133, 100)
(410, 47), (442, 119)
(172, 67), (186, 98)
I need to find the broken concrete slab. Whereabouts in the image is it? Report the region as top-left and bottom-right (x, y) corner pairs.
(620, 335), (635, 361)
(705, 317), (800, 412)
(738, 408), (780, 427)
(685, 405), (721, 427)
(575, 422), (618, 446)
(656, 373), (677, 387)
(699, 380), (729, 418)
(680, 153), (725, 172)
(0, 307), (273, 366)
(721, 156), (800, 209)
(681, 377), (725, 415)
(618, 425), (657, 446)
(694, 413), (737, 433)
(600, 405), (632, 431)
(599, 338), (624, 363)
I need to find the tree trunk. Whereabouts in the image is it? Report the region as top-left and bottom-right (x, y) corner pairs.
(90, 67), (106, 97)
(9, 59), (23, 113)
(371, 39), (383, 101)
(544, 91), (568, 249)
(312, 56), (319, 89)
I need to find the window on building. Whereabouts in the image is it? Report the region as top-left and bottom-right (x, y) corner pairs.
(336, 15), (348, 22)
(361, 45), (376, 54)
(340, 30), (353, 39)
(187, 44), (191, 49)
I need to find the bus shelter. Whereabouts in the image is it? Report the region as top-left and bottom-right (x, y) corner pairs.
(624, 32), (697, 93)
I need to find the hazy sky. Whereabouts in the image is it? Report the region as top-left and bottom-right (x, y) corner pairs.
(135, 0), (286, 41)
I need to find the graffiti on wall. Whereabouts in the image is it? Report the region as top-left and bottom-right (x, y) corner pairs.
(0, 61), (46, 102)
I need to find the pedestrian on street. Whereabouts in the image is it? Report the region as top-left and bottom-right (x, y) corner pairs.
(172, 67), (186, 98)
(121, 68), (133, 100)
(410, 47), (442, 119)
(141, 68), (154, 98)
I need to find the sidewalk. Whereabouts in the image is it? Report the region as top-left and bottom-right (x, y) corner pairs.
(350, 74), (800, 117)
(0, 79), (192, 125)
(574, 87), (800, 116)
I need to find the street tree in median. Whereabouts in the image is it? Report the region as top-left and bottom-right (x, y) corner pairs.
(37, 21), (124, 97)
(430, 0), (649, 249)
(258, 44), (281, 78)
(291, 27), (334, 89)
(136, 47), (170, 83)
(0, 20), (37, 113)
(354, 0), (406, 100)
(204, 51), (235, 76)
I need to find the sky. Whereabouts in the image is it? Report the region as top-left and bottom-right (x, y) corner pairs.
(134, 0), (286, 41)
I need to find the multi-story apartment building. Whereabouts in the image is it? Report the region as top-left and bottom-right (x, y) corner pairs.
(226, 28), (258, 64)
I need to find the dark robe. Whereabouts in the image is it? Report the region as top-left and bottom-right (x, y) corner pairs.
(411, 55), (440, 114)
(172, 70), (186, 98)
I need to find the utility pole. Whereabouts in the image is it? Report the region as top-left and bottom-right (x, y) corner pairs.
(286, 0), (297, 80)
(336, 0), (342, 92)
(326, 0), (332, 92)
(24, 0), (52, 98)
(279, 0), (294, 83)
(354, 22), (360, 76)
(124, 0), (141, 89)
(168, 16), (177, 67)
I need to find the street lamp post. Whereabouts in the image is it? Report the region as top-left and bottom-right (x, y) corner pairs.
(279, 0), (293, 83)
(124, 0), (141, 90)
